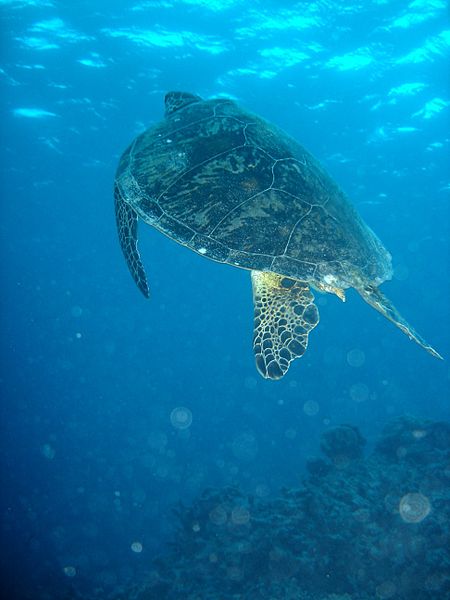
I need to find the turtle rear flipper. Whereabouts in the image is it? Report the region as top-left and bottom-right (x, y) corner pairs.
(114, 184), (150, 298)
(251, 271), (320, 380)
(357, 285), (442, 359)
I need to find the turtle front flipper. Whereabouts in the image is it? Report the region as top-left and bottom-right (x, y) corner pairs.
(251, 271), (320, 380)
(114, 184), (149, 298)
(357, 284), (442, 359)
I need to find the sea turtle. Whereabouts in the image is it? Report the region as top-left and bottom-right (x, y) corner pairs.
(114, 91), (441, 379)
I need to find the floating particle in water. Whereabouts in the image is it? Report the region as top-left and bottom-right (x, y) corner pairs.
(132, 488), (147, 504)
(347, 348), (366, 367)
(333, 454), (351, 469)
(227, 565), (243, 581)
(156, 465), (169, 479)
(285, 427), (297, 439)
(396, 446), (407, 459)
(255, 483), (270, 497)
(231, 432), (258, 461)
(384, 493), (399, 514)
(209, 505), (227, 525)
(399, 493), (431, 523)
(131, 541), (143, 553)
(376, 580), (397, 598)
(394, 264), (409, 281)
(192, 522), (200, 532)
(353, 508), (371, 523)
(231, 506), (250, 525)
(104, 341), (116, 355)
(412, 429), (427, 439)
(82, 522), (99, 538)
(323, 346), (344, 365)
(350, 382), (370, 402)
(170, 406), (193, 430)
(41, 443), (55, 459)
(235, 539), (252, 554)
(147, 431), (168, 451)
(303, 400), (319, 416)
(99, 570), (118, 585)
(71, 305), (83, 317)
(63, 566), (76, 577)
(244, 376), (257, 389)
(425, 573), (446, 592)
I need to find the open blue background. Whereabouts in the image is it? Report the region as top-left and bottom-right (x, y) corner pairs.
(1, 1), (449, 597)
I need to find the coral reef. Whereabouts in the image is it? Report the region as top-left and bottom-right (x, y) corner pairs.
(123, 416), (450, 600)
(320, 424), (366, 462)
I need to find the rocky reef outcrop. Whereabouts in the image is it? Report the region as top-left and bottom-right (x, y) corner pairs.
(124, 416), (450, 600)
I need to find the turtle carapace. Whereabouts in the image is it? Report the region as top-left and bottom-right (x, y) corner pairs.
(114, 91), (441, 379)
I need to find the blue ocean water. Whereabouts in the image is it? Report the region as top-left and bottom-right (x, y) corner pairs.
(1, 1), (449, 598)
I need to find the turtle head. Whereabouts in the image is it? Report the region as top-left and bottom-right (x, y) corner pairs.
(164, 91), (202, 116)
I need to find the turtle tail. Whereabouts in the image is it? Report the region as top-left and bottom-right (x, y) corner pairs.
(357, 284), (442, 359)
(114, 184), (150, 298)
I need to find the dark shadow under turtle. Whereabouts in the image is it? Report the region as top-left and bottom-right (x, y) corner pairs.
(114, 91), (441, 380)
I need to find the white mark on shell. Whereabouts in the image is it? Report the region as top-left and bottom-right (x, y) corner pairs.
(324, 274), (337, 285)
